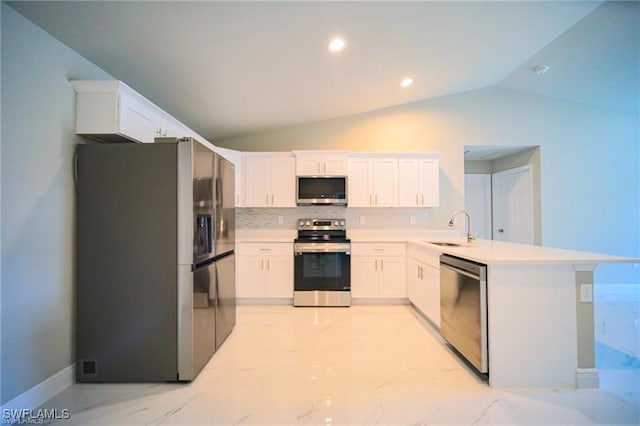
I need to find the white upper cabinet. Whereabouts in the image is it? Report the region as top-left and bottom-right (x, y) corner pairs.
(398, 155), (440, 207)
(215, 147), (243, 207)
(348, 156), (398, 207)
(294, 151), (349, 176)
(71, 80), (207, 144)
(243, 154), (295, 207)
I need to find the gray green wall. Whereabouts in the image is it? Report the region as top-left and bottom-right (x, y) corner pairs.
(218, 87), (640, 284)
(1, 3), (112, 405)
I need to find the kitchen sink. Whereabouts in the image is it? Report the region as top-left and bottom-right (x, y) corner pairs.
(424, 241), (474, 247)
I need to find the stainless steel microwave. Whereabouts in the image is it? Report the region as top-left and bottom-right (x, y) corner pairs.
(296, 176), (347, 206)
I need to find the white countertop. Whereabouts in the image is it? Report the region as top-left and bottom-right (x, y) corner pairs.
(236, 229), (296, 243)
(408, 239), (639, 265)
(235, 228), (638, 265)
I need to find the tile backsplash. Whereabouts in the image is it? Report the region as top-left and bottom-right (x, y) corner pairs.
(236, 207), (439, 230)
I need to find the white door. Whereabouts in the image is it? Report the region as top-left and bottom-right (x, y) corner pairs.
(492, 166), (534, 244)
(236, 255), (266, 297)
(348, 159), (372, 207)
(372, 159), (398, 207)
(398, 159), (421, 207)
(464, 174), (492, 239)
(419, 159), (440, 207)
(322, 155), (348, 176)
(265, 255), (294, 297)
(244, 157), (271, 207)
(378, 257), (406, 297)
(351, 256), (378, 297)
(270, 157), (296, 207)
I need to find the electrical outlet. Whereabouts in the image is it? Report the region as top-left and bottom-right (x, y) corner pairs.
(579, 284), (593, 303)
(359, 215), (366, 225)
(410, 216), (416, 225)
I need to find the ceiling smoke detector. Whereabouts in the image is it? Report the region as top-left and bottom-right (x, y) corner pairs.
(534, 65), (550, 75)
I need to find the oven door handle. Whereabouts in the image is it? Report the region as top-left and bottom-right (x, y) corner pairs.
(294, 243), (351, 254)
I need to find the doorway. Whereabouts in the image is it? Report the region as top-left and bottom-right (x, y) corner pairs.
(464, 146), (541, 245)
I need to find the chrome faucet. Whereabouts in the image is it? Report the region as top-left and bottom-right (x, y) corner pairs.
(448, 209), (474, 243)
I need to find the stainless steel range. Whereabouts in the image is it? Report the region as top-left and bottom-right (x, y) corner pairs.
(293, 219), (351, 307)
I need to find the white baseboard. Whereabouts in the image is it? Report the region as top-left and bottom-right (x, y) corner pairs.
(0, 364), (75, 411)
(236, 297), (293, 305)
(576, 367), (600, 389)
(351, 298), (410, 305)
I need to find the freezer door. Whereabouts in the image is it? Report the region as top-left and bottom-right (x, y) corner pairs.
(214, 154), (236, 256)
(191, 260), (217, 378)
(215, 253), (236, 349)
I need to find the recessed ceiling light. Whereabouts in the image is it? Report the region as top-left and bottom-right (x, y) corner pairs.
(328, 37), (346, 53)
(400, 77), (414, 88)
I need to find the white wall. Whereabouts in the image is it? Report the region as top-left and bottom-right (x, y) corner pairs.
(218, 87), (640, 284)
(1, 4), (113, 405)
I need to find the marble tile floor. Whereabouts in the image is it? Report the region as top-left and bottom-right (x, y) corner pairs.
(38, 305), (639, 425)
(594, 283), (640, 409)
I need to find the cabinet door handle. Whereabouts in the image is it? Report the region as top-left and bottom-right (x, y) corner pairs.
(261, 259), (264, 270)
(369, 195), (373, 205)
(266, 194), (269, 205)
(416, 194), (419, 205)
(318, 163), (321, 174)
(498, 229), (504, 233)
(380, 259), (384, 270)
(421, 194), (424, 205)
(271, 194), (274, 204)
(374, 259), (378, 271)
(267, 258), (270, 271)
(323, 162), (326, 174)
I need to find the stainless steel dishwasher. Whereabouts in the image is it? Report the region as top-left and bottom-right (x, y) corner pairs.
(440, 254), (488, 374)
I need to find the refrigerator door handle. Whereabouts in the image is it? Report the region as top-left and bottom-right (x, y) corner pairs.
(74, 148), (79, 188)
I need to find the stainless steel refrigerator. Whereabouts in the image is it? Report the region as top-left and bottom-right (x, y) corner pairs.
(76, 137), (235, 382)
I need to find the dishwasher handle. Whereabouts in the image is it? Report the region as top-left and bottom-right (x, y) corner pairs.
(440, 262), (480, 280)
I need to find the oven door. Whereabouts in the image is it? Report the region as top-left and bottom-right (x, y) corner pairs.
(294, 243), (351, 292)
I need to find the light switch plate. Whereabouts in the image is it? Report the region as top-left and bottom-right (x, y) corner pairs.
(580, 283), (593, 303)
(359, 215), (366, 225)
(277, 216), (284, 225)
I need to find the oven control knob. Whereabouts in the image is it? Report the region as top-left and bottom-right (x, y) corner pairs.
(299, 220), (305, 227)
(305, 221), (311, 226)
(340, 220), (345, 226)
(333, 221), (339, 226)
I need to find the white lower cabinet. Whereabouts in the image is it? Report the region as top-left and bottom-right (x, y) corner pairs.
(351, 243), (406, 299)
(407, 246), (440, 327)
(237, 243), (293, 298)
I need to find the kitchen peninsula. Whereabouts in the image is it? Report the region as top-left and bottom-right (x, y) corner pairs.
(407, 238), (638, 389)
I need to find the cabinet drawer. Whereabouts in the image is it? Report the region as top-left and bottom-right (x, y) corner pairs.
(351, 243), (406, 257)
(407, 246), (440, 269)
(237, 242), (292, 256)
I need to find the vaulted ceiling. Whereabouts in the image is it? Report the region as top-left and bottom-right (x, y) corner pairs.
(7, 1), (639, 141)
